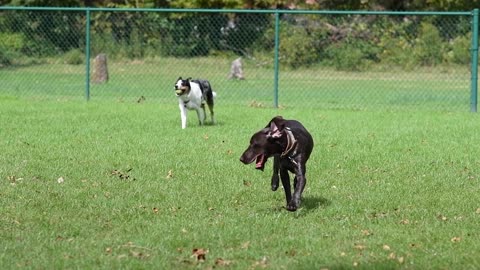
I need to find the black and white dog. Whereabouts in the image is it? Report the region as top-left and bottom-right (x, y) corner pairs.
(174, 77), (216, 129)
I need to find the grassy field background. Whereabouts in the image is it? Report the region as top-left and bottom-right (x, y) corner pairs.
(0, 56), (471, 111)
(1, 95), (480, 269)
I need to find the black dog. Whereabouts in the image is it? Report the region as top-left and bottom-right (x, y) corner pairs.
(240, 116), (314, 211)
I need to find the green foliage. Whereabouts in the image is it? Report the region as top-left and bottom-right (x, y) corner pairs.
(0, 48), (13, 66)
(413, 22), (444, 66)
(0, 32), (24, 66)
(377, 18), (417, 69)
(0, 32), (25, 50)
(0, 8), (474, 70)
(277, 23), (317, 69)
(63, 49), (84, 65)
(323, 37), (380, 71)
(448, 33), (471, 65)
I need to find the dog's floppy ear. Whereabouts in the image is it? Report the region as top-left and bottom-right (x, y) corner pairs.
(266, 116), (285, 139)
(178, 76), (182, 80)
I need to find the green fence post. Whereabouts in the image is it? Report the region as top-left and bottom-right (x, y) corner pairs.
(273, 11), (280, 108)
(471, 9), (479, 112)
(85, 8), (91, 101)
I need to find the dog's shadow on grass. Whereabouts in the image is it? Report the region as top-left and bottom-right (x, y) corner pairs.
(302, 195), (330, 211)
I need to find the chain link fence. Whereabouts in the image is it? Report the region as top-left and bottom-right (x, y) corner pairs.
(0, 7), (478, 111)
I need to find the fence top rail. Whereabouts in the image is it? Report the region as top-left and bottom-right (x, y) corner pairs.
(0, 6), (474, 16)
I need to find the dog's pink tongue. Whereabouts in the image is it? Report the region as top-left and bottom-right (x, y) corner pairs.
(255, 155), (265, 170)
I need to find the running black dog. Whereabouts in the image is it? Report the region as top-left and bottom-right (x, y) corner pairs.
(240, 116), (314, 211)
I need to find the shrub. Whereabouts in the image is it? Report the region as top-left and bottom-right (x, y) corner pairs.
(413, 22), (444, 66)
(324, 42), (366, 71)
(0, 33), (25, 66)
(323, 37), (379, 71)
(63, 49), (84, 65)
(278, 23), (317, 69)
(449, 34), (471, 65)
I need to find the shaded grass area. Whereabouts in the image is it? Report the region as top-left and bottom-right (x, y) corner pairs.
(1, 97), (480, 269)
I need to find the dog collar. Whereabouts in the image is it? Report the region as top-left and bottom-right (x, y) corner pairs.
(281, 127), (297, 158)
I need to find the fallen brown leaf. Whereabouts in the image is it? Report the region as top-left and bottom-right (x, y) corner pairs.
(399, 219), (409, 225)
(451, 236), (461, 243)
(192, 248), (208, 261)
(166, 170), (174, 179)
(251, 256), (268, 268)
(241, 241), (250, 249)
(361, 229), (372, 236)
(437, 214), (448, 221)
(215, 258), (232, 266)
(354, 244), (366, 250)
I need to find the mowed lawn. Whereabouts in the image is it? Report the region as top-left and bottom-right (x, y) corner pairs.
(1, 97), (480, 269)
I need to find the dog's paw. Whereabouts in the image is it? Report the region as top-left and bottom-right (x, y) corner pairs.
(271, 176), (279, 191)
(285, 204), (297, 212)
(286, 200), (300, 212)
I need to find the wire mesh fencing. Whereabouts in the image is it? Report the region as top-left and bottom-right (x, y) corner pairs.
(0, 7), (477, 111)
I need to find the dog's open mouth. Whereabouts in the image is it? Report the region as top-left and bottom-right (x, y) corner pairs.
(255, 154), (266, 171)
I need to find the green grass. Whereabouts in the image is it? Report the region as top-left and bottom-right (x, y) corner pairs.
(1, 97), (480, 269)
(0, 57), (472, 110)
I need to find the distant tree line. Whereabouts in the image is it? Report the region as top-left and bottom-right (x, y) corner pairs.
(0, 0), (477, 69)
(1, 0), (479, 11)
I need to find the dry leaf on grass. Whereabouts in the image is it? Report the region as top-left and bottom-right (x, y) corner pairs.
(166, 170), (174, 179)
(251, 256), (268, 268)
(354, 244), (366, 250)
(192, 248), (208, 261)
(399, 219), (409, 225)
(361, 229), (372, 236)
(451, 236), (461, 243)
(215, 258), (232, 266)
(111, 168), (134, 180)
(437, 214), (448, 221)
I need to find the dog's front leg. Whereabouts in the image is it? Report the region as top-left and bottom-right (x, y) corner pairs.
(179, 102), (188, 129)
(271, 155), (280, 191)
(279, 168), (292, 209)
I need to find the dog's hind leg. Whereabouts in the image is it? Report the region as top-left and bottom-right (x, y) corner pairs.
(207, 100), (215, 125)
(196, 106), (206, 126)
(288, 166), (307, 211)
